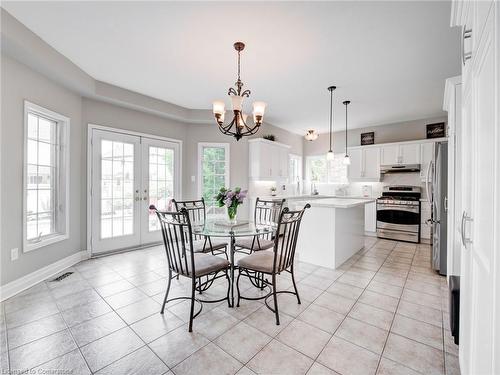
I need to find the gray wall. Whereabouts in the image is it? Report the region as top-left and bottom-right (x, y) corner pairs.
(303, 117), (447, 156)
(1, 55), (84, 284)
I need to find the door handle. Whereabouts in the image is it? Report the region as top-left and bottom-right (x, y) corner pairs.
(425, 161), (433, 203)
(444, 197), (448, 212)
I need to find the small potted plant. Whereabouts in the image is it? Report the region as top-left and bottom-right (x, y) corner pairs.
(215, 187), (247, 224)
(270, 186), (277, 196)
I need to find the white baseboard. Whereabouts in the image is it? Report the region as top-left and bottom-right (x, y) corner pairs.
(0, 250), (89, 302)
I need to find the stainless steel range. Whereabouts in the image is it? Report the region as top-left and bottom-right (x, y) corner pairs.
(376, 186), (421, 243)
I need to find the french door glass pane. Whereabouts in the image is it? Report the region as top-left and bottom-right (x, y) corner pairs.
(100, 140), (135, 239)
(148, 146), (175, 231)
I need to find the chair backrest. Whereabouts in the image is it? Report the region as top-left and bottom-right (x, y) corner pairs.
(272, 204), (310, 273)
(254, 198), (285, 240)
(172, 198), (207, 240)
(154, 208), (196, 278)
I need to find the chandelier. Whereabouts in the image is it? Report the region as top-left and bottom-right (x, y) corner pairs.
(212, 42), (266, 141)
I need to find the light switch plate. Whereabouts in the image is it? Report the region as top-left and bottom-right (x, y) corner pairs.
(11, 248), (19, 261)
(191, 175), (195, 182)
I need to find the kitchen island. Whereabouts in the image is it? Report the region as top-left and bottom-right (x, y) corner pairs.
(291, 198), (375, 269)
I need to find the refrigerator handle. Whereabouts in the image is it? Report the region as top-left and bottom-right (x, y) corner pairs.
(425, 160), (433, 204)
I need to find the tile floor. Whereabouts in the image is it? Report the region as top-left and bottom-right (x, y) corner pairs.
(0, 237), (461, 375)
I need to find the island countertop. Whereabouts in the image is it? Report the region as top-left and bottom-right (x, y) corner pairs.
(295, 197), (375, 208)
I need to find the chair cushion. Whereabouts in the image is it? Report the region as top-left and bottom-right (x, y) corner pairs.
(187, 253), (230, 277)
(235, 237), (274, 251)
(192, 239), (228, 253)
(237, 251), (276, 274)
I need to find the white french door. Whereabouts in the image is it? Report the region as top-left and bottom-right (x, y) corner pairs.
(90, 128), (180, 255)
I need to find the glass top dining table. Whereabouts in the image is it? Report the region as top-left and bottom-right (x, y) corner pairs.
(192, 218), (277, 307)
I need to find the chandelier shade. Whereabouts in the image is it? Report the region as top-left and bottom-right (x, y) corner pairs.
(213, 42), (266, 141)
(305, 129), (318, 141)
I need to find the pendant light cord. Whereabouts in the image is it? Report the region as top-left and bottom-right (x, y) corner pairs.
(345, 102), (348, 155)
(329, 89), (333, 151)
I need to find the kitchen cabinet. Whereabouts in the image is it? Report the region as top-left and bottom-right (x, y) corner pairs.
(348, 147), (380, 182)
(249, 138), (290, 181)
(381, 143), (420, 165)
(364, 201), (376, 233)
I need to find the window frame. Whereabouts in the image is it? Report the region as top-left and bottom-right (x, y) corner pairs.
(289, 153), (303, 183)
(197, 142), (230, 208)
(23, 101), (70, 252)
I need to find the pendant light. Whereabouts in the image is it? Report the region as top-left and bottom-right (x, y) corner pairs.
(326, 86), (336, 161)
(342, 100), (351, 165)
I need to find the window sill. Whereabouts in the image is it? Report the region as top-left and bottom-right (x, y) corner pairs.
(24, 233), (69, 253)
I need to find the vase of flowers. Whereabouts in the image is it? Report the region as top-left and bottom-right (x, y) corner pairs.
(215, 187), (247, 224)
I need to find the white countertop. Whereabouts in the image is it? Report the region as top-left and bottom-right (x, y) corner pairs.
(254, 194), (376, 201)
(294, 197), (375, 208)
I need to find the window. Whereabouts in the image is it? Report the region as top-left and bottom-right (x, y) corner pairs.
(289, 154), (303, 183)
(24, 101), (69, 251)
(306, 154), (348, 184)
(198, 143), (230, 210)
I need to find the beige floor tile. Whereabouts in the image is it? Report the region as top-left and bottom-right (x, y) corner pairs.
(335, 317), (388, 354)
(298, 304), (345, 334)
(215, 321), (272, 363)
(277, 319), (331, 359)
(358, 290), (399, 313)
(383, 333), (444, 375)
(327, 282), (364, 300)
(391, 314), (443, 350)
(317, 336), (380, 375)
(130, 310), (184, 343)
(401, 289), (442, 309)
(307, 362), (341, 374)
(190, 307), (239, 340)
(376, 357), (421, 375)
(173, 343), (243, 375)
(247, 339), (314, 375)
(349, 302), (394, 331)
(367, 280), (403, 299)
(397, 300), (442, 327)
(445, 352), (461, 375)
(244, 305), (294, 337)
(149, 325), (210, 368)
(314, 291), (355, 315)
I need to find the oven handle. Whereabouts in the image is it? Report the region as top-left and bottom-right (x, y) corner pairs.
(377, 205), (420, 213)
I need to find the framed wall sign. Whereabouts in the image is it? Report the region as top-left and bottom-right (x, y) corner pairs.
(426, 122), (446, 138)
(361, 132), (375, 145)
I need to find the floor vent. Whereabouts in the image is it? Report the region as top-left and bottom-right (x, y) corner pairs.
(50, 272), (73, 282)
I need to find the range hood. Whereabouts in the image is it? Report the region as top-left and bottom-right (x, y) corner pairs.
(380, 164), (421, 174)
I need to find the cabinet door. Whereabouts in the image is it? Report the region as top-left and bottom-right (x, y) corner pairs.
(364, 201), (376, 232)
(363, 147), (380, 179)
(348, 149), (363, 179)
(380, 145), (399, 165)
(400, 143), (420, 164)
(260, 143), (274, 179)
(269, 144), (280, 179)
(279, 148), (289, 179)
(420, 143), (434, 181)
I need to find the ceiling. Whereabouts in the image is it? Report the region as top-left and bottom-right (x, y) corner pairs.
(2, 1), (460, 134)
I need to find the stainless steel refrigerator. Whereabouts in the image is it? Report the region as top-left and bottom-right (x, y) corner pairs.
(426, 142), (448, 275)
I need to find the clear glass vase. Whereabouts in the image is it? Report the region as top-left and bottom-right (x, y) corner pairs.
(227, 205), (238, 224)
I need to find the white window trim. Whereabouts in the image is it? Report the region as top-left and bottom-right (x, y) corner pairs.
(23, 101), (70, 252)
(197, 142), (230, 199)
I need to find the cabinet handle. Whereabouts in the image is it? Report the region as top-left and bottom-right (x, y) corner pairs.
(461, 211), (473, 247)
(462, 27), (472, 65)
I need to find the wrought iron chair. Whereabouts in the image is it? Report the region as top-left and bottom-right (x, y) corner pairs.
(236, 204), (310, 325)
(153, 207), (230, 332)
(235, 198), (285, 254)
(172, 198), (229, 259)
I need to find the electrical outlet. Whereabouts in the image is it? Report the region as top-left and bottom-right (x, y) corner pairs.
(191, 175), (195, 183)
(11, 248), (19, 261)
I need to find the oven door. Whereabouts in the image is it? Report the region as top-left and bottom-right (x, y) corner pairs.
(376, 203), (420, 233)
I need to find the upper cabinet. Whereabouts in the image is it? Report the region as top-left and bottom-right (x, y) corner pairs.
(249, 138), (290, 181)
(348, 147), (380, 181)
(381, 143), (420, 165)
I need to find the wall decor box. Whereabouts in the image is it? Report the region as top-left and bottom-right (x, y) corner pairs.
(426, 122), (446, 138)
(361, 132), (375, 145)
